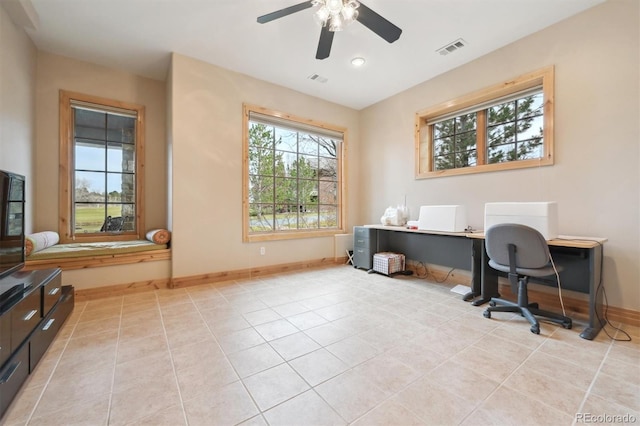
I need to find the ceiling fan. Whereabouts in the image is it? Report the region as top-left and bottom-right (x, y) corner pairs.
(257, 0), (402, 60)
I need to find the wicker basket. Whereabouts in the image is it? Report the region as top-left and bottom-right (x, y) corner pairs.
(373, 252), (405, 275)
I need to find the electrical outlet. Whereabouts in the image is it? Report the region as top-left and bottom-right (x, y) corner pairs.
(260, 247), (265, 255)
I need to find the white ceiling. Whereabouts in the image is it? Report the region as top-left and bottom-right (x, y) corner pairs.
(23, 0), (605, 110)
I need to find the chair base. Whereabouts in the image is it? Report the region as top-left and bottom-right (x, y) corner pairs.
(483, 297), (572, 334)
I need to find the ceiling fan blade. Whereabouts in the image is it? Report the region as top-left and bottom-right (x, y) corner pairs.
(356, 2), (402, 43)
(316, 26), (334, 60)
(257, 1), (314, 24)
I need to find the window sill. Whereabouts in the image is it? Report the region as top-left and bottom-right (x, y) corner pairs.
(245, 228), (345, 242)
(416, 156), (554, 179)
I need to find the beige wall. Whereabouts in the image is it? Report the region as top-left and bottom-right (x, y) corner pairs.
(0, 4), (37, 232)
(35, 52), (168, 232)
(60, 261), (171, 291)
(169, 53), (360, 279)
(360, 0), (639, 311)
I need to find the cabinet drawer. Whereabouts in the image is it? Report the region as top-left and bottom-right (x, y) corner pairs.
(10, 290), (40, 350)
(30, 287), (74, 372)
(42, 270), (62, 317)
(0, 314), (9, 367)
(354, 235), (372, 248)
(354, 226), (376, 239)
(353, 227), (377, 250)
(0, 342), (29, 416)
(353, 247), (373, 270)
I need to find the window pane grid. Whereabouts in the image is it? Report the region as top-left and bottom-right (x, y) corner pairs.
(431, 91), (544, 170)
(486, 95), (544, 164)
(247, 115), (341, 234)
(432, 114), (477, 170)
(73, 107), (137, 234)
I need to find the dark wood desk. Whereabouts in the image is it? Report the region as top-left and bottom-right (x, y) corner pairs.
(362, 225), (607, 340)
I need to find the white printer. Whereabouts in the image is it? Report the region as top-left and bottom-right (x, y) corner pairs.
(484, 202), (558, 240)
(416, 205), (467, 232)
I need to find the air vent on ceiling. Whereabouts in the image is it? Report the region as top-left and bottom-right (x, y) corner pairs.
(436, 38), (467, 56)
(307, 73), (328, 83)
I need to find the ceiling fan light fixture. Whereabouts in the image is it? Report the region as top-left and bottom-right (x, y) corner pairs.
(341, 1), (359, 21)
(329, 13), (344, 31)
(312, 0), (360, 31)
(258, 1), (401, 60)
(327, 0), (343, 13)
(314, 5), (330, 25)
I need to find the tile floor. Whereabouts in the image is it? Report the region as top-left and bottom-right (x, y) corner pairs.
(1, 265), (639, 426)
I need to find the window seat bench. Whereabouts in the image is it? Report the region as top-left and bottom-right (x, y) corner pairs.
(24, 240), (171, 271)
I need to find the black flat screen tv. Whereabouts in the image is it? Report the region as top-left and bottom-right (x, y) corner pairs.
(0, 170), (25, 279)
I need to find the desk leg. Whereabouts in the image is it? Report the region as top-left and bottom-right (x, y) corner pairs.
(463, 240), (483, 302)
(579, 244), (605, 340)
(472, 240), (500, 306)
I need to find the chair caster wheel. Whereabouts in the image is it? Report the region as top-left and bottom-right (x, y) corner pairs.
(530, 325), (540, 334)
(483, 310), (491, 319)
(489, 301), (496, 307)
(563, 320), (572, 329)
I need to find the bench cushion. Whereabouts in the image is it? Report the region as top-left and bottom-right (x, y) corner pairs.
(27, 240), (168, 261)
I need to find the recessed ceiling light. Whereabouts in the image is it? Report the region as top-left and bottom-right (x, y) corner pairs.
(351, 57), (366, 67)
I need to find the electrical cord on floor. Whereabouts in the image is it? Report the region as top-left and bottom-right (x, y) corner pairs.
(555, 238), (631, 342)
(412, 261), (429, 279)
(434, 267), (456, 283)
(549, 253), (567, 317)
(599, 284), (631, 341)
(411, 261), (455, 283)
(594, 241), (631, 341)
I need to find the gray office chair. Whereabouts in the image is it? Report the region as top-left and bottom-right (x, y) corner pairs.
(482, 223), (572, 334)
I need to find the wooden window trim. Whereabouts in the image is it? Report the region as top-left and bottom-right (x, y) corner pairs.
(59, 90), (145, 243)
(242, 104), (347, 243)
(415, 66), (554, 179)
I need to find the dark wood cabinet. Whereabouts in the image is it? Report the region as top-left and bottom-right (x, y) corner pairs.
(0, 268), (73, 418)
(30, 287), (73, 372)
(10, 289), (41, 351)
(0, 343), (29, 415)
(0, 314), (10, 368)
(42, 273), (62, 317)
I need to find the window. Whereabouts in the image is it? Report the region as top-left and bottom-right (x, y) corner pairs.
(59, 91), (145, 242)
(416, 66), (554, 178)
(243, 104), (346, 242)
